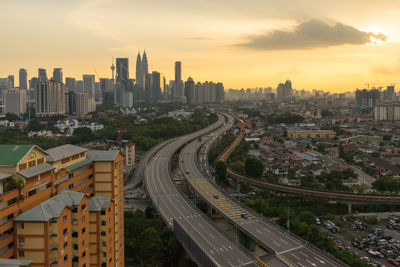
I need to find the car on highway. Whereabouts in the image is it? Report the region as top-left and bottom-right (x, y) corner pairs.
(241, 214), (248, 219)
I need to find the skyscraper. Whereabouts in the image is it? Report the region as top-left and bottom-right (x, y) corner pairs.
(142, 50), (148, 77)
(185, 77), (195, 104)
(175, 61), (182, 82)
(65, 77), (76, 91)
(151, 71), (161, 103)
(144, 73), (152, 103)
(38, 68), (47, 82)
(82, 74), (95, 98)
(7, 75), (14, 88)
(2, 89), (26, 115)
(136, 52), (143, 88)
(53, 68), (63, 84)
(36, 79), (65, 117)
(19, 68), (27, 89)
(116, 58), (130, 107)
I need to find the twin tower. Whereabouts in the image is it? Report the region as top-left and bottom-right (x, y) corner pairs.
(135, 51), (148, 88)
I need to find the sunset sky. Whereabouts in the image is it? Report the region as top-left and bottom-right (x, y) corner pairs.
(1, 0), (400, 92)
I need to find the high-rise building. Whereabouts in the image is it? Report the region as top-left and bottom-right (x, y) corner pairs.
(355, 89), (381, 108)
(82, 75), (95, 99)
(7, 75), (14, 88)
(175, 61), (181, 82)
(2, 89), (26, 115)
(0, 78), (12, 91)
(115, 58), (130, 107)
(52, 68), (63, 84)
(76, 80), (83, 92)
(35, 80), (65, 117)
(0, 143), (125, 266)
(151, 71), (161, 103)
(142, 51), (148, 77)
(65, 77), (76, 91)
(125, 142), (135, 166)
(144, 73), (152, 103)
(38, 68), (47, 82)
(19, 69), (28, 89)
(277, 80), (292, 100)
(216, 82), (225, 103)
(29, 77), (38, 90)
(185, 77), (195, 104)
(136, 52), (143, 88)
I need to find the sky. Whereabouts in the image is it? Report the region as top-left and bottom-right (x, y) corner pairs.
(1, 0), (400, 92)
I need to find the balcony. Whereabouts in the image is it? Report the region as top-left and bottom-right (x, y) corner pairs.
(0, 247), (14, 258)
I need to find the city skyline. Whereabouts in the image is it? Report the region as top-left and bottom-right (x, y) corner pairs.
(1, 0), (400, 92)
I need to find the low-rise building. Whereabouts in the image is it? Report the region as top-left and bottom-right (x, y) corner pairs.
(287, 130), (336, 139)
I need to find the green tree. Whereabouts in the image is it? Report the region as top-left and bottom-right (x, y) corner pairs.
(372, 176), (400, 192)
(215, 160), (228, 184)
(5, 113), (20, 121)
(298, 210), (316, 225)
(245, 157), (264, 178)
(73, 127), (95, 142)
(138, 227), (164, 266)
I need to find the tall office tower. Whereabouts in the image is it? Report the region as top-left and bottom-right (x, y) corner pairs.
(196, 82), (203, 104)
(53, 68), (63, 84)
(66, 90), (76, 114)
(19, 68), (28, 89)
(2, 89), (26, 115)
(144, 73), (152, 103)
(136, 52), (143, 88)
(38, 68), (47, 81)
(150, 71), (161, 103)
(142, 50), (148, 77)
(95, 81), (101, 99)
(76, 92), (89, 117)
(82, 74), (95, 98)
(216, 82), (225, 103)
(175, 61), (182, 82)
(7, 75), (14, 88)
(29, 77), (38, 90)
(184, 77), (195, 104)
(111, 58), (115, 81)
(0, 78), (12, 91)
(36, 79), (65, 117)
(76, 80), (83, 92)
(386, 85), (395, 101)
(65, 77), (76, 91)
(115, 58), (130, 107)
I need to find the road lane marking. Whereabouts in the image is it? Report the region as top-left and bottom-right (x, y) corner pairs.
(299, 251), (308, 258)
(273, 241), (281, 247)
(291, 254), (300, 260)
(306, 260), (316, 266)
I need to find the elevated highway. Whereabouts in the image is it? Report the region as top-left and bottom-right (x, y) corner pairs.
(144, 115), (257, 266)
(179, 114), (345, 267)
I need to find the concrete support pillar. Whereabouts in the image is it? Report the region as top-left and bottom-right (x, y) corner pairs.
(207, 206), (213, 216)
(347, 203), (352, 214)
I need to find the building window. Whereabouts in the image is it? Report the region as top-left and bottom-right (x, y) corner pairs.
(63, 228), (67, 236)
(18, 251), (24, 257)
(72, 207), (78, 213)
(82, 251), (86, 258)
(63, 241), (68, 248)
(19, 223), (24, 229)
(64, 254), (68, 262)
(18, 237), (24, 246)
(81, 227), (85, 234)
(81, 204), (86, 211)
(82, 239), (85, 246)
(63, 215), (67, 222)
(28, 189), (37, 197)
(100, 210), (106, 215)
(81, 215), (85, 223)
(72, 231), (78, 238)
(18, 163), (27, 170)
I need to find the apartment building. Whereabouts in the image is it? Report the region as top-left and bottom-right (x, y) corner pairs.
(0, 144), (124, 266)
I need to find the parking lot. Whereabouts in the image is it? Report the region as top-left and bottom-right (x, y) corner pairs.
(319, 215), (400, 266)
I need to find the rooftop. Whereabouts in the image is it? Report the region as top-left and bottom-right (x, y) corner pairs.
(0, 145), (46, 166)
(89, 196), (112, 211)
(87, 150), (119, 162)
(17, 163), (54, 178)
(46, 144), (88, 162)
(15, 191), (87, 222)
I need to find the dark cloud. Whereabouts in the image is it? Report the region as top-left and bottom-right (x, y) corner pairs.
(238, 19), (387, 50)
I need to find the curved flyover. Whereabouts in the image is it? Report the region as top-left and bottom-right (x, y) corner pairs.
(180, 114), (345, 267)
(221, 122), (400, 204)
(144, 114), (257, 267)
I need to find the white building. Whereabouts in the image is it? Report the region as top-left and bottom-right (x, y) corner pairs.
(35, 80), (65, 117)
(2, 89), (26, 115)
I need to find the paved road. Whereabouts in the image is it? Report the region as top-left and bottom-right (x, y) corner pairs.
(144, 115), (258, 267)
(179, 115), (346, 267)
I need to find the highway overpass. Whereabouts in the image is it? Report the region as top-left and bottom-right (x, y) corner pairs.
(144, 115), (258, 266)
(179, 114), (345, 267)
